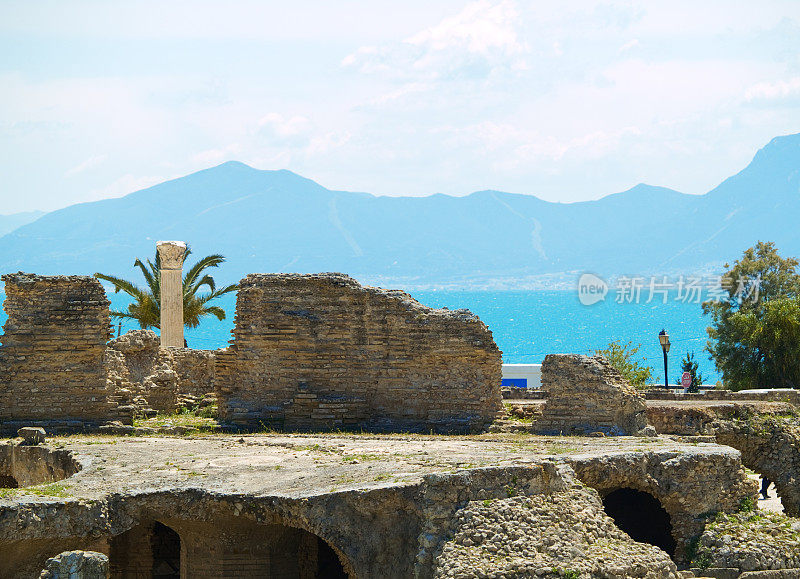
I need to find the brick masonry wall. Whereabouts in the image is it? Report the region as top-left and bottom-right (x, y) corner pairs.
(0, 273), (128, 425)
(216, 273), (502, 432)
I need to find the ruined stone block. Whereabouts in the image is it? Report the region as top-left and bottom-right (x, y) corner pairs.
(17, 426), (46, 445)
(536, 354), (648, 435)
(39, 550), (109, 579)
(105, 329), (216, 414)
(216, 273), (502, 432)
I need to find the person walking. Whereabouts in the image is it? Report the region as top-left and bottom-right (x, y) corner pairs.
(761, 477), (772, 499)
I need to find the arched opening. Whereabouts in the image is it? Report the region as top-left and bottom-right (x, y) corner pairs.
(294, 528), (349, 578)
(109, 521), (181, 578)
(747, 469), (784, 514)
(315, 535), (348, 578)
(151, 522), (181, 578)
(603, 488), (676, 557)
(0, 475), (18, 488)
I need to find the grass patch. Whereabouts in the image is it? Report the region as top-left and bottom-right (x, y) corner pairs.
(133, 410), (219, 432)
(0, 482), (72, 499)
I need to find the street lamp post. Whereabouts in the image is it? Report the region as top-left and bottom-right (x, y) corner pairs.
(658, 329), (671, 389)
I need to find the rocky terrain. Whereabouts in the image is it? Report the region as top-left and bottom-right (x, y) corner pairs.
(693, 510), (800, 572)
(433, 492), (679, 578)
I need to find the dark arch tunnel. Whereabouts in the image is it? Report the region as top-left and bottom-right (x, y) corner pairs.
(0, 475), (18, 488)
(109, 518), (350, 578)
(602, 488), (676, 557)
(110, 520), (182, 578)
(312, 534), (349, 579)
(151, 522), (181, 578)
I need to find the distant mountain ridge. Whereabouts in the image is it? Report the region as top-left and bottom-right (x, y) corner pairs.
(1, 133), (799, 289)
(0, 211), (44, 238)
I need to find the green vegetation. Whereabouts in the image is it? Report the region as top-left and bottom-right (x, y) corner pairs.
(0, 482), (72, 499)
(133, 408), (219, 432)
(686, 535), (712, 570)
(704, 241), (800, 390)
(594, 341), (652, 388)
(95, 248), (237, 330)
(738, 495), (756, 513)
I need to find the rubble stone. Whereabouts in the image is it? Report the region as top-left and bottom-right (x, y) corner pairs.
(39, 550), (108, 579)
(537, 354), (648, 435)
(105, 329), (215, 414)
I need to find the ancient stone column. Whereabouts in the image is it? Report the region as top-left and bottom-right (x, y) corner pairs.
(156, 241), (187, 348)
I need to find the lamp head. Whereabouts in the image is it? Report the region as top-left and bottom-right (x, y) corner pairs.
(658, 329), (671, 352)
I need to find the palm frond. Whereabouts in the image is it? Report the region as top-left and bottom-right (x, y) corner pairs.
(183, 254), (225, 289)
(133, 257), (158, 295)
(202, 305), (226, 321)
(94, 273), (145, 299)
(109, 310), (139, 320)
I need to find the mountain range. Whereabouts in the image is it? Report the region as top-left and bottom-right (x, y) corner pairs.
(1, 133), (799, 289)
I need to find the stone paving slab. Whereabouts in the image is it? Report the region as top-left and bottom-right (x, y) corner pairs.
(0, 433), (739, 503)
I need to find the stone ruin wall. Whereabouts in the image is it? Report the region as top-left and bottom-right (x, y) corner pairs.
(0, 273), (130, 430)
(536, 354), (649, 435)
(106, 329), (216, 414)
(216, 273), (503, 432)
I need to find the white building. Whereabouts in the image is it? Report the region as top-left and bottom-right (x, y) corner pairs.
(501, 363), (542, 389)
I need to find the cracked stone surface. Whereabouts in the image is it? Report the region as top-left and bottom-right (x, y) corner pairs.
(0, 433), (756, 578)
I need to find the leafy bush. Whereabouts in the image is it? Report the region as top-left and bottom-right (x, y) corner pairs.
(595, 341), (653, 388)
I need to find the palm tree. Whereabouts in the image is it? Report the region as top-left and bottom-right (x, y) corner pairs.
(95, 248), (237, 330)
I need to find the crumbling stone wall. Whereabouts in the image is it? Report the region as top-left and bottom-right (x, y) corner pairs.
(536, 354), (649, 435)
(0, 274), (129, 428)
(643, 404), (800, 517)
(216, 273), (502, 432)
(715, 417), (800, 517)
(693, 510), (800, 573)
(569, 447), (757, 561)
(105, 330), (215, 413)
(39, 550), (108, 579)
(0, 442), (757, 577)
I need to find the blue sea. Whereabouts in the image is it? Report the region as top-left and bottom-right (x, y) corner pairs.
(0, 289), (719, 384)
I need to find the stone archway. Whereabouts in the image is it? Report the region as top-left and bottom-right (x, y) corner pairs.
(715, 419), (800, 516)
(602, 488), (677, 557)
(297, 528), (349, 579)
(133, 516), (354, 578)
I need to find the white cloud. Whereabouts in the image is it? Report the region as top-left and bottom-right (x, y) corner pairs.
(307, 131), (352, 155)
(256, 113), (312, 141)
(619, 39), (640, 53)
(342, 0), (528, 80)
(65, 154), (107, 176)
(192, 144), (244, 165)
(745, 78), (800, 102)
(406, 0), (524, 56)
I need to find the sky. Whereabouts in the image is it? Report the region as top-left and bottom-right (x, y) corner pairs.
(1, 0), (799, 213)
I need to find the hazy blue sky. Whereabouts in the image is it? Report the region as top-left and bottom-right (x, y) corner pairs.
(2, 1), (799, 213)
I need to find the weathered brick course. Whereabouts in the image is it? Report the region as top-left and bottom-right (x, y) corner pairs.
(0, 273), (129, 428)
(216, 273), (502, 432)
